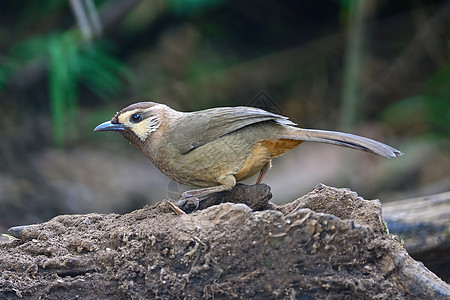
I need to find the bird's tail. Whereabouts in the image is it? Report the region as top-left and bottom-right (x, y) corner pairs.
(284, 128), (403, 158)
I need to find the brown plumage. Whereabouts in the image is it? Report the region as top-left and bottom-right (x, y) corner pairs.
(94, 101), (402, 202)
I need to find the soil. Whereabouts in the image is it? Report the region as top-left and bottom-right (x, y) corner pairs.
(1, 184), (449, 299)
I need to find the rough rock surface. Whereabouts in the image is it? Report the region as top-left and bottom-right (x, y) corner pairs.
(1, 184), (449, 299)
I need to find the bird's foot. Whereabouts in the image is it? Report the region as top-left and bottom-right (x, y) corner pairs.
(177, 192), (202, 212)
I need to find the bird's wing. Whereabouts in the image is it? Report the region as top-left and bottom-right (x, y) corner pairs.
(171, 106), (296, 154)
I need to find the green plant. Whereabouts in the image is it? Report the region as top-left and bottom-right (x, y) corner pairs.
(4, 31), (131, 147)
(381, 59), (450, 138)
(47, 32), (130, 146)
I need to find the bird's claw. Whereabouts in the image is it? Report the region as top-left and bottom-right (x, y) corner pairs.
(177, 193), (201, 212)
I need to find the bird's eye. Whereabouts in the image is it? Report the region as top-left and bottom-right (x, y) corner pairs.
(130, 113), (143, 123)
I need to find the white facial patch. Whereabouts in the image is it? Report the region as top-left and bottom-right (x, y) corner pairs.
(117, 106), (163, 141)
(130, 116), (160, 141)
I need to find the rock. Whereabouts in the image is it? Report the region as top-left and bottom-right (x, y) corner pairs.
(1, 184), (449, 299)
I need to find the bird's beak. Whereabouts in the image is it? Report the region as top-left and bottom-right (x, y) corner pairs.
(94, 121), (126, 132)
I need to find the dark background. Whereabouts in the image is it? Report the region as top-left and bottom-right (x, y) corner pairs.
(0, 0), (449, 232)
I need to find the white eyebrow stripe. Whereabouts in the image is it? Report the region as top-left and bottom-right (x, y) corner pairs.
(142, 104), (165, 114)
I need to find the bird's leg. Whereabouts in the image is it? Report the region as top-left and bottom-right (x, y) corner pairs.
(177, 175), (236, 210)
(256, 161), (272, 184)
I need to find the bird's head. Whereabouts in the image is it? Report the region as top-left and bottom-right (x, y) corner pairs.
(94, 102), (166, 145)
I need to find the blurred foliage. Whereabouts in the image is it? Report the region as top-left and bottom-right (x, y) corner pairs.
(0, 0), (447, 145)
(381, 60), (450, 138)
(426, 60), (450, 135)
(168, 0), (224, 16)
(2, 31), (130, 146)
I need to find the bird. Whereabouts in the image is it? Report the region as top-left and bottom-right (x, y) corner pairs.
(94, 101), (402, 205)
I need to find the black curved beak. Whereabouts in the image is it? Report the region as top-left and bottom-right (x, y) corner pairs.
(94, 121), (126, 132)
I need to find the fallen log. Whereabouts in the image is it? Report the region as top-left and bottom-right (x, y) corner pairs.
(383, 191), (450, 283)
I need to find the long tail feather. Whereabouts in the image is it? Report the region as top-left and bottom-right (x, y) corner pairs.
(287, 129), (403, 158)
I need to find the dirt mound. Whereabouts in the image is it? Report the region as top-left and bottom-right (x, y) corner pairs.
(1, 184), (449, 299)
